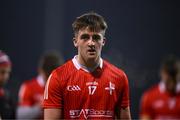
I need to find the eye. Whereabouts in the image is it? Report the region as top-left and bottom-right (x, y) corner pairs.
(80, 34), (90, 40)
(92, 34), (101, 41)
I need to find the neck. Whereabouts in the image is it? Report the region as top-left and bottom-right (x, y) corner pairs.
(165, 80), (177, 94)
(77, 55), (100, 70)
(167, 88), (176, 95)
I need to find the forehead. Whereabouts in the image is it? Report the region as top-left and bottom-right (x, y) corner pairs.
(77, 27), (104, 36)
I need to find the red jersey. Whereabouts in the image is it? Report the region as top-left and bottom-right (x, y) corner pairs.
(140, 82), (180, 119)
(43, 57), (130, 119)
(18, 75), (45, 106)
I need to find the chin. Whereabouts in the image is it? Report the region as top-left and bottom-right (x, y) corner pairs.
(86, 55), (98, 61)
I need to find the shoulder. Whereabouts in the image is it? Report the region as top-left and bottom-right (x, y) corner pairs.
(141, 85), (159, 101)
(21, 78), (37, 88)
(51, 60), (75, 77)
(48, 60), (76, 85)
(55, 60), (74, 71)
(18, 78), (37, 96)
(103, 60), (127, 79)
(144, 85), (159, 95)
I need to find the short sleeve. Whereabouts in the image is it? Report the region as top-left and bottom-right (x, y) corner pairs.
(18, 84), (33, 106)
(43, 70), (63, 109)
(120, 72), (130, 109)
(140, 92), (153, 118)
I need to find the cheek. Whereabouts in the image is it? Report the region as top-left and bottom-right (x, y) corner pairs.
(78, 42), (87, 49)
(97, 42), (104, 49)
(0, 73), (8, 81)
(162, 73), (169, 81)
(0, 75), (2, 81)
(77, 44), (85, 54)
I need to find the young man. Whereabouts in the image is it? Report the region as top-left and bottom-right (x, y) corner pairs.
(140, 56), (180, 119)
(43, 12), (131, 119)
(17, 51), (64, 119)
(0, 50), (15, 119)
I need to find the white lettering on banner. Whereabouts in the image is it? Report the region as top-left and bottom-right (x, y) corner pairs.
(67, 85), (81, 91)
(69, 109), (113, 119)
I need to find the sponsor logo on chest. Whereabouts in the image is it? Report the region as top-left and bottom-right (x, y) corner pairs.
(67, 85), (81, 91)
(69, 109), (114, 119)
(153, 98), (176, 110)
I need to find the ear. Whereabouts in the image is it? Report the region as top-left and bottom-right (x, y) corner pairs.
(73, 37), (78, 47)
(102, 38), (106, 46)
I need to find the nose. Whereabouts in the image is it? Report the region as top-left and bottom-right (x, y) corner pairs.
(87, 37), (95, 46)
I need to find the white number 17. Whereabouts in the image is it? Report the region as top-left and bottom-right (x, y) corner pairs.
(88, 86), (97, 95)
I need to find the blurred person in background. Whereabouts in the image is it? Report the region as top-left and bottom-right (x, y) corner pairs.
(140, 55), (180, 120)
(17, 51), (64, 119)
(43, 12), (131, 119)
(0, 50), (16, 119)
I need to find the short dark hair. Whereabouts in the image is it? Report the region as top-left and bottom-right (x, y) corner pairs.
(161, 55), (179, 79)
(72, 12), (108, 36)
(39, 51), (64, 77)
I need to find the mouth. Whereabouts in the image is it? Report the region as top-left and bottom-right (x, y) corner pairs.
(87, 49), (96, 54)
(88, 49), (96, 52)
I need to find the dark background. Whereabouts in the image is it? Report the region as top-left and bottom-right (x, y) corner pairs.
(1, 0), (180, 118)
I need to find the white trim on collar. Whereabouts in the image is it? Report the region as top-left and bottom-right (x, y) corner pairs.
(159, 81), (166, 93)
(72, 56), (81, 70)
(72, 55), (103, 72)
(159, 81), (180, 93)
(99, 58), (103, 69)
(177, 82), (180, 93)
(37, 75), (45, 87)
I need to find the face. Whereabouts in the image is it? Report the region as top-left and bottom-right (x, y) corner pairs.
(160, 69), (169, 82)
(160, 69), (177, 91)
(0, 65), (11, 87)
(73, 28), (105, 62)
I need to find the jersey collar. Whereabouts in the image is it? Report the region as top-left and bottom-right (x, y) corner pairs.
(72, 55), (103, 72)
(159, 81), (180, 94)
(37, 75), (45, 87)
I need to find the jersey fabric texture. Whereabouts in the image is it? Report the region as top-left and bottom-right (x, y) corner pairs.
(18, 75), (45, 106)
(43, 57), (130, 119)
(140, 82), (180, 119)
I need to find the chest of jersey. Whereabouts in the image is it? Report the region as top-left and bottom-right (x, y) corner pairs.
(29, 83), (44, 105)
(62, 69), (123, 119)
(151, 93), (180, 119)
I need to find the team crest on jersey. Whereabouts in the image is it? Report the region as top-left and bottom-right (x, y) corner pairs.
(153, 100), (164, 108)
(168, 98), (176, 109)
(105, 82), (115, 95)
(67, 85), (81, 91)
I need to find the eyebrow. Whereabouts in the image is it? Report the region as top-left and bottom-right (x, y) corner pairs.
(80, 34), (102, 40)
(80, 34), (90, 39)
(92, 34), (101, 40)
